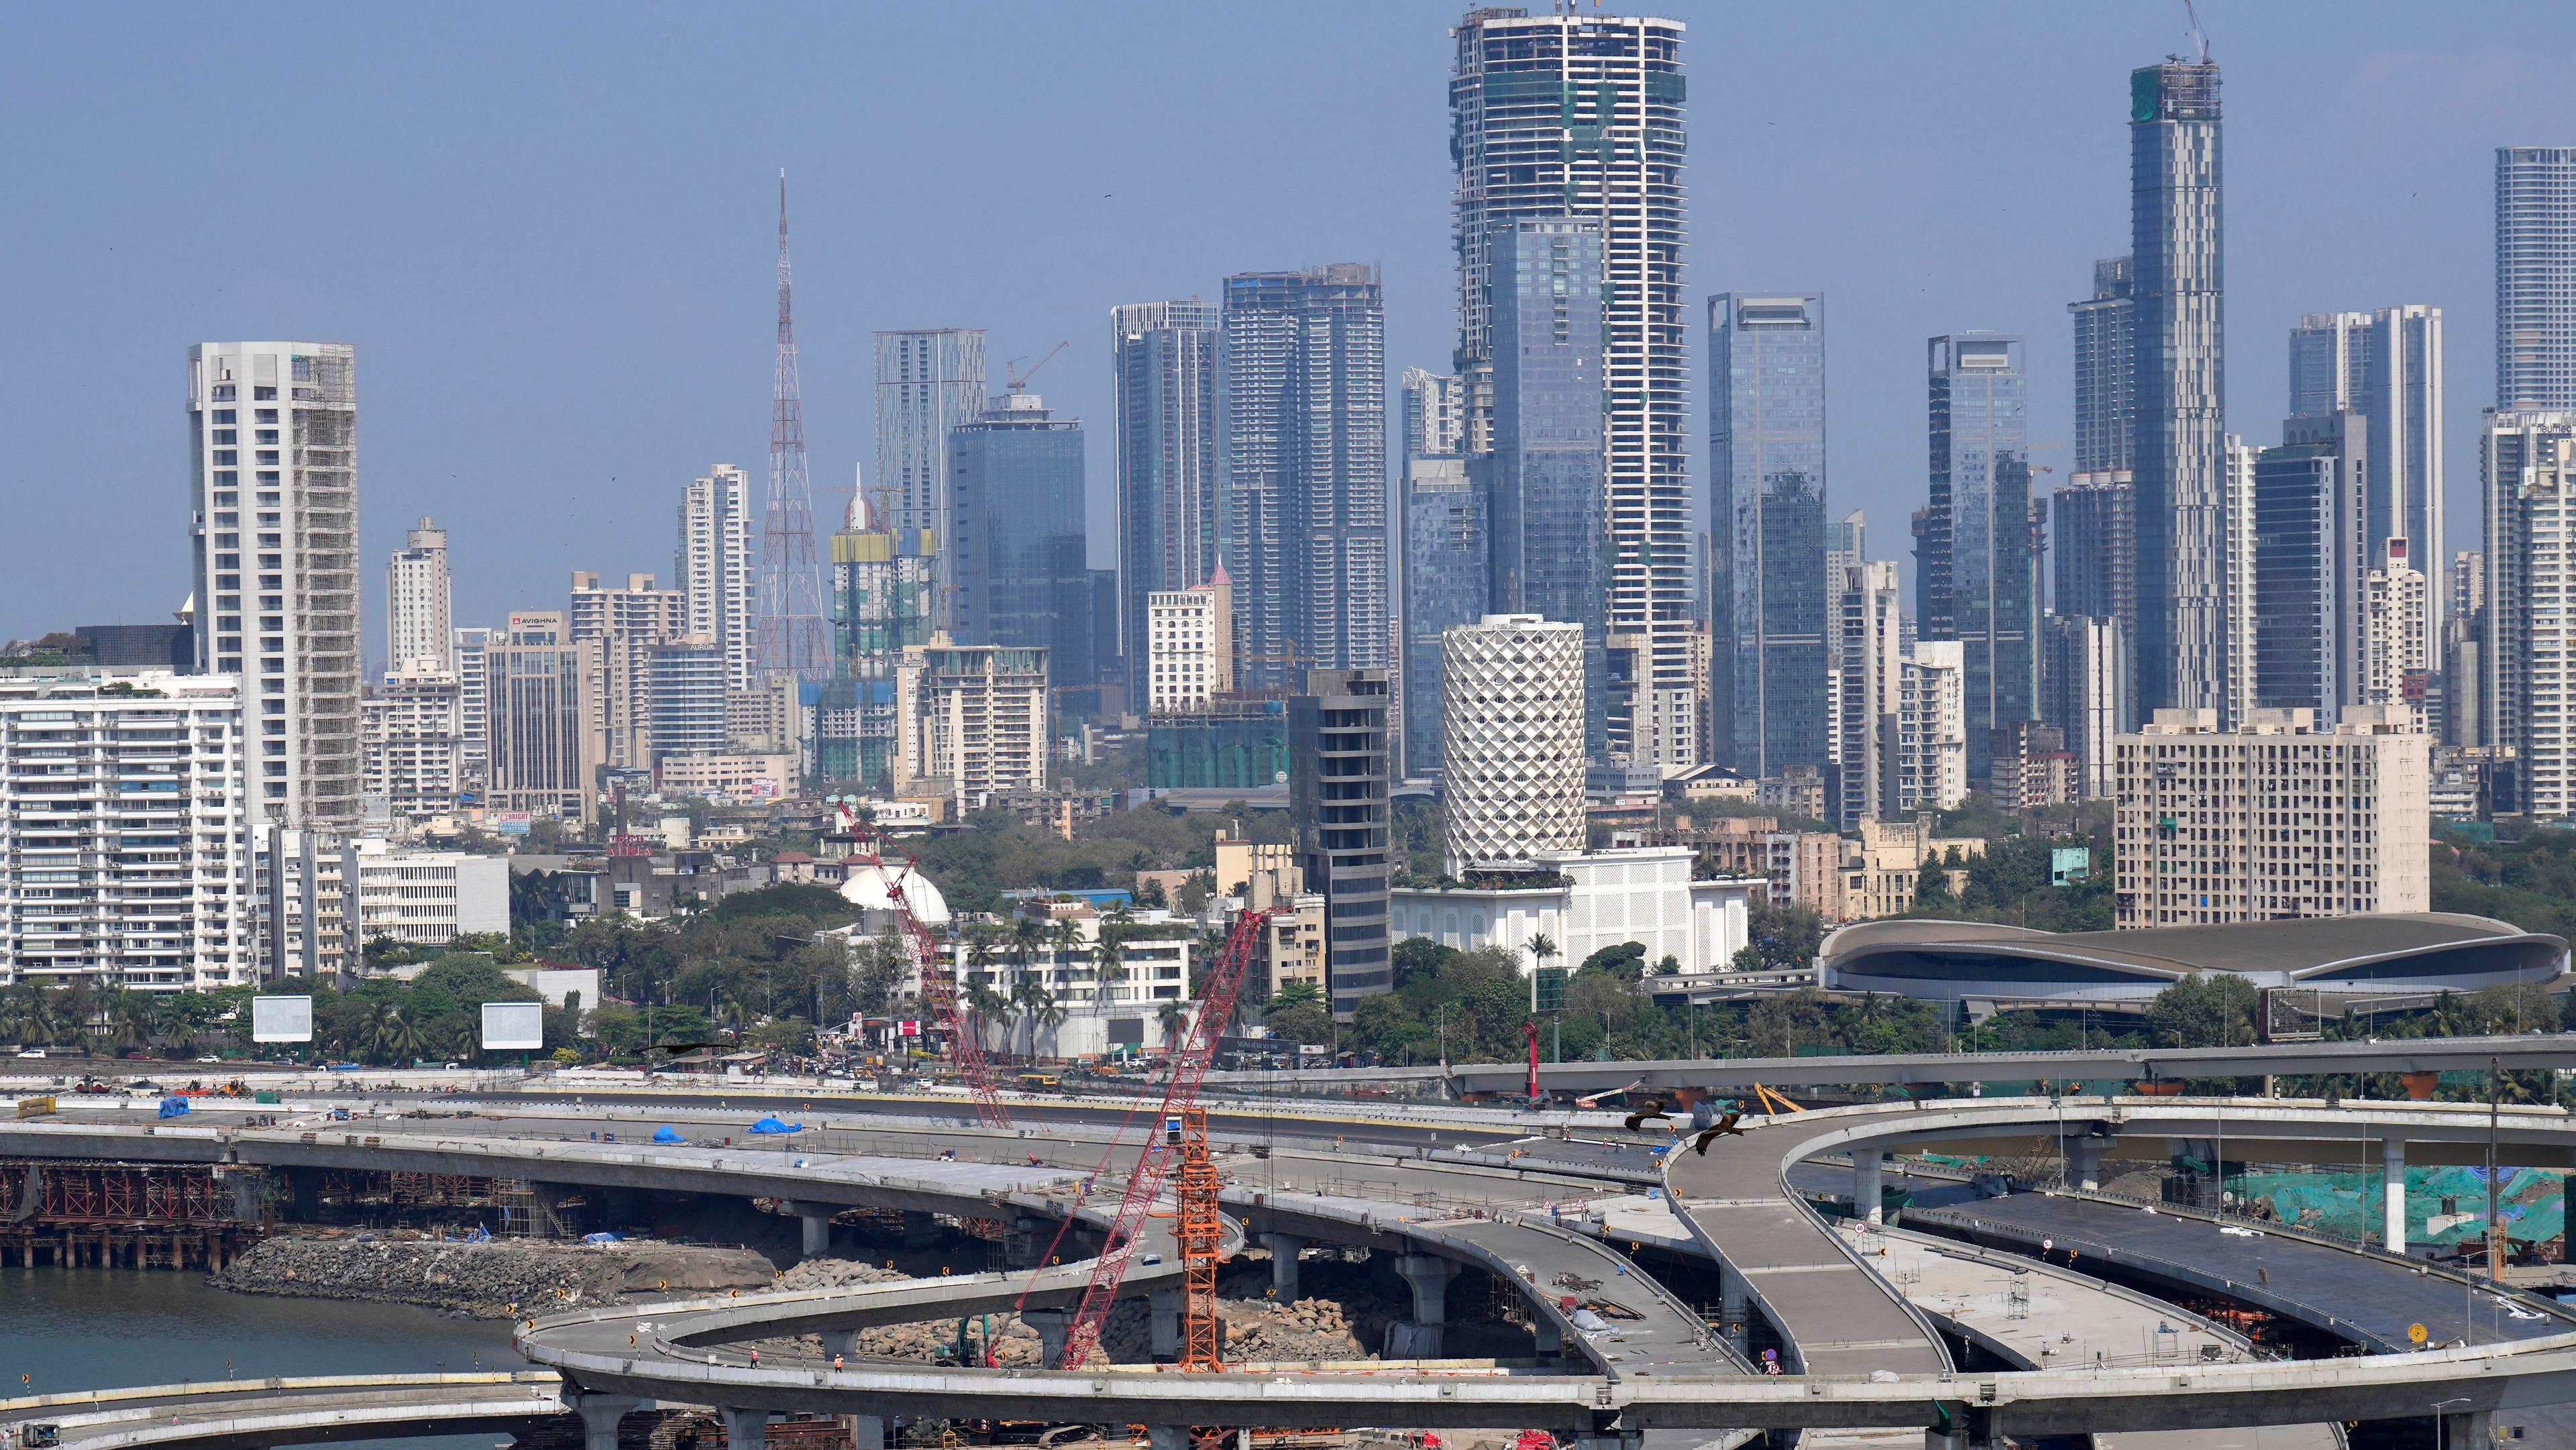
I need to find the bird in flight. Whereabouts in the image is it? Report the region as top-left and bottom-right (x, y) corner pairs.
(1622, 1101), (1674, 1133)
(1690, 1113), (1746, 1155)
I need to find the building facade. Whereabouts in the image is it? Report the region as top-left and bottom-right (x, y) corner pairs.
(452, 625), (494, 795)
(1221, 266), (1387, 688)
(1390, 849), (1756, 975)
(1111, 300), (1222, 715)
(875, 329), (987, 626)
(1290, 668), (1391, 1013)
(949, 392), (1097, 687)
(1145, 567), (1233, 717)
(1830, 557), (1903, 828)
(1921, 333), (2036, 777)
(188, 341), (361, 828)
(822, 488), (936, 791)
(677, 465), (755, 693)
(2069, 256), (2135, 475)
(894, 635), (1048, 813)
(2365, 537), (2430, 711)
(1896, 639), (1968, 813)
(1711, 292), (1827, 778)
(2289, 306), (2447, 671)
(2113, 705), (2430, 928)
(0, 669), (254, 991)
(2489, 420), (2576, 816)
(1450, 9), (1694, 767)
(1401, 367), (1466, 459)
(486, 610), (594, 825)
(1440, 616), (1586, 873)
(2498, 148), (2576, 410)
(2040, 612), (2123, 799)
(2252, 412), (2369, 716)
(1400, 454), (1489, 776)
(386, 517), (452, 674)
(361, 664), (463, 826)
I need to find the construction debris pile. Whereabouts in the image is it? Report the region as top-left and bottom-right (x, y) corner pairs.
(210, 1230), (775, 1317)
(1216, 1296), (1371, 1363)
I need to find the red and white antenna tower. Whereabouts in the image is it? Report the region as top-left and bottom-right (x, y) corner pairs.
(758, 171), (829, 684)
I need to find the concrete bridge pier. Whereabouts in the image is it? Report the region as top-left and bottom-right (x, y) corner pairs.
(1265, 1232), (1308, 1300)
(2443, 1409), (2491, 1448)
(563, 1390), (639, 1450)
(2383, 1139), (2408, 1253)
(1148, 1286), (1185, 1360)
(1394, 1253), (1458, 1356)
(1852, 1150), (1884, 1224)
(902, 1210), (939, 1247)
(2063, 1135), (2107, 1193)
(848, 1415), (887, 1450)
(1719, 1269), (1749, 1352)
(780, 1201), (833, 1259)
(1146, 1427), (1189, 1450)
(1006, 1215), (1047, 1269)
(1021, 1307), (1071, 1368)
(718, 1406), (769, 1450)
(820, 1329), (859, 1361)
(1533, 1316), (1562, 1361)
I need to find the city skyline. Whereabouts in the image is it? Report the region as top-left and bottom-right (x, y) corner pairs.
(0, 4), (2556, 643)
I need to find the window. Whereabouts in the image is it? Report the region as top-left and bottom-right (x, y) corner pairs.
(254, 388), (276, 402)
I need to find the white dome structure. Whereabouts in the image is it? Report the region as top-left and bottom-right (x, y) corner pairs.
(839, 859), (951, 928)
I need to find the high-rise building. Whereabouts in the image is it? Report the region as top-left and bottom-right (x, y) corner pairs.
(1146, 567), (1233, 717)
(1401, 368), (1466, 459)
(893, 635), (1049, 813)
(2040, 613), (2123, 799)
(2288, 312), (2373, 419)
(2051, 473), (2135, 727)
(361, 663), (463, 826)
(1450, 8), (1694, 767)
(452, 625), (494, 794)
(0, 670), (254, 991)
(485, 610), (594, 826)
(1487, 219), (1608, 755)
(2114, 705), (2429, 928)
(386, 518), (452, 673)
(1289, 668), (1391, 1013)
(876, 329), (987, 625)
(677, 465), (755, 693)
(2069, 256), (2135, 474)
(570, 570), (685, 645)
(2447, 549), (2487, 747)
(1830, 557), (1903, 828)
(1399, 455), (1489, 776)
(1111, 300), (1222, 715)
(2129, 57), (2228, 719)
(2290, 306), (2447, 667)
(570, 570), (688, 773)
(2220, 435), (2260, 728)
(188, 341), (362, 828)
(949, 392), (1096, 687)
(1711, 292), (1827, 777)
(1220, 265), (1387, 687)
(2498, 148), (2576, 410)
(1441, 616), (1586, 873)
(2486, 414), (2576, 814)
(1921, 333), (2037, 777)
(822, 486), (936, 791)
(1895, 639), (1968, 813)
(2365, 537), (2430, 710)
(2252, 412), (2369, 716)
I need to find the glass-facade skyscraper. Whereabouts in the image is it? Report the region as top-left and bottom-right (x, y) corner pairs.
(1709, 292), (1827, 778)
(1111, 299), (1222, 714)
(1922, 334), (2036, 778)
(2069, 257), (2135, 476)
(1449, 9), (1695, 767)
(1220, 265), (1387, 689)
(1488, 218), (1608, 757)
(2498, 148), (2576, 410)
(875, 329), (986, 630)
(1400, 455), (1487, 777)
(948, 393), (1095, 688)
(2130, 58), (2227, 719)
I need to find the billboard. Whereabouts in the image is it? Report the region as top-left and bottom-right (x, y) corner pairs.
(251, 995), (314, 1044)
(490, 812), (534, 836)
(480, 1001), (546, 1051)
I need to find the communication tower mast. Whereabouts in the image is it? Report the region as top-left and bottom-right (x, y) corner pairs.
(759, 172), (830, 684)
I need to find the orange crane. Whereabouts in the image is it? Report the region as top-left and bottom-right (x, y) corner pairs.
(1175, 1105), (1224, 1371)
(1057, 906), (1274, 1368)
(847, 816), (1011, 1129)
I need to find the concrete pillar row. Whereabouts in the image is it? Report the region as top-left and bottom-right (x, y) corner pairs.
(1265, 1232), (1309, 1302)
(1852, 1150), (1885, 1225)
(564, 1392), (639, 1450)
(2383, 1139), (2409, 1254)
(1021, 1308), (1072, 1369)
(718, 1406), (769, 1450)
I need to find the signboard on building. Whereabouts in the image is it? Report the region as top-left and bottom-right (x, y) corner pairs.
(480, 1001), (545, 1051)
(251, 995), (314, 1044)
(490, 812), (535, 836)
(2049, 846), (2092, 885)
(896, 1019), (921, 1038)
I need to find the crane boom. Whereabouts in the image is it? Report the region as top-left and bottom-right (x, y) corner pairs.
(850, 817), (1010, 1129)
(1058, 906), (1274, 1367)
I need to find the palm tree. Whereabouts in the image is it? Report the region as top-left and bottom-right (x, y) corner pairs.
(1049, 919), (1088, 999)
(1156, 997), (1192, 1049)
(104, 994), (146, 1056)
(374, 1006), (425, 1064)
(1267, 980), (1325, 1015)
(1010, 977), (1056, 1060)
(1090, 930), (1127, 1009)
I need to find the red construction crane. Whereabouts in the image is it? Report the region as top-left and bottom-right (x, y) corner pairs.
(1057, 906), (1274, 1368)
(848, 818), (1010, 1130)
(1175, 1104), (1224, 1371)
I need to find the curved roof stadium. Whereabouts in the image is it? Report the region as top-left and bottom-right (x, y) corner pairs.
(1821, 913), (2569, 1007)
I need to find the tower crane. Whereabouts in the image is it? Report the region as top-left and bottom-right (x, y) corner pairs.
(843, 809), (1011, 1129)
(1004, 341), (1069, 398)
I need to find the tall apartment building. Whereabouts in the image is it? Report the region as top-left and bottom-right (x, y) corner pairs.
(1290, 668), (1391, 1013)
(2113, 704), (2430, 928)
(677, 465), (755, 693)
(1895, 639), (1968, 813)
(2051, 473), (2136, 736)
(822, 488), (936, 791)
(877, 329), (987, 625)
(2487, 417), (2576, 816)
(268, 830), (506, 979)
(568, 571), (688, 773)
(2498, 148), (2576, 410)
(1487, 219), (1608, 756)
(187, 341), (361, 828)
(894, 635), (1048, 812)
(1711, 292), (1827, 777)
(1921, 333), (2037, 777)
(1400, 455), (1489, 776)
(361, 663), (463, 825)
(1451, 8), (1694, 767)
(2365, 538), (2430, 710)
(1830, 558), (1903, 828)
(486, 611), (594, 824)
(386, 518), (453, 673)
(2129, 58), (2229, 719)
(1111, 300), (1221, 715)
(1221, 266), (1387, 687)
(1401, 368), (1466, 459)
(1145, 567), (1233, 717)
(1441, 616), (1586, 873)
(2288, 306), (2447, 666)
(2252, 412), (2369, 716)
(2221, 435), (2260, 728)
(949, 392), (1097, 687)
(2040, 613), (2123, 799)
(2447, 549), (2486, 746)
(2069, 256), (2135, 474)
(451, 625), (494, 793)
(0, 669), (254, 991)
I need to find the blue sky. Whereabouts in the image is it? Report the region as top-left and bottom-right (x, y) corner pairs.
(3, 3), (2571, 651)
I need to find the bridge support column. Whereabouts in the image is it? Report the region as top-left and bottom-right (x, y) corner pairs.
(1006, 1215), (1046, 1269)
(780, 1201), (833, 1260)
(1022, 1308), (1071, 1368)
(2065, 1136), (2107, 1193)
(2442, 1409), (2491, 1449)
(718, 1406), (769, 1450)
(849, 1416), (886, 1450)
(1148, 1285), (1185, 1360)
(1395, 1253), (1458, 1357)
(902, 1210), (938, 1247)
(1146, 1427), (1189, 1450)
(1719, 1270), (1749, 1353)
(2383, 1139), (2408, 1254)
(1265, 1232), (1308, 1300)
(564, 1391), (639, 1450)
(1853, 1150), (1884, 1224)
(820, 1328), (859, 1360)
(1533, 1317), (1562, 1361)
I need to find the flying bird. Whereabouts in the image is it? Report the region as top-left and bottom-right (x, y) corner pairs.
(1622, 1101), (1674, 1133)
(1690, 1113), (1746, 1155)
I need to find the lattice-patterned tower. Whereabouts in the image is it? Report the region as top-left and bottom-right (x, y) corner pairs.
(758, 172), (829, 685)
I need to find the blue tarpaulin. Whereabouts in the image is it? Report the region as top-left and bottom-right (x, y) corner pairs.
(747, 1117), (803, 1135)
(584, 1231), (623, 1243)
(157, 1097), (190, 1118)
(652, 1125), (686, 1144)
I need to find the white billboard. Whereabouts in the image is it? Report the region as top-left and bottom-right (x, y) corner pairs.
(251, 995), (313, 1044)
(480, 1001), (546, 1051)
